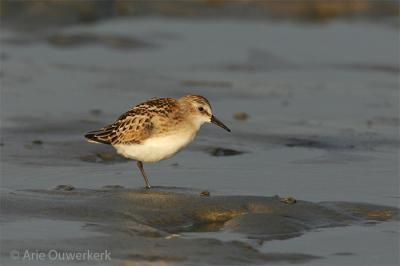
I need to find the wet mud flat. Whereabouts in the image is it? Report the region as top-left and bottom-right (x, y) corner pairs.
(1, 186), (398, 265)
(1, 10), (399, 266)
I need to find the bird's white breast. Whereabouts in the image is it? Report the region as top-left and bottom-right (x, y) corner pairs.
(113, 130), (196, 163)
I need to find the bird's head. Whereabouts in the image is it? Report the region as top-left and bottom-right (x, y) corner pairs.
(180, 95), (231, 132)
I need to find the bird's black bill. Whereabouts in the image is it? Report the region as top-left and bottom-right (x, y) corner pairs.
(211, 115), (231, 132)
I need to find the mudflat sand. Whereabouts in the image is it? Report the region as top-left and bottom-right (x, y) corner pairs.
(1, 186), (398, 265)
(1, 15), (399, 266)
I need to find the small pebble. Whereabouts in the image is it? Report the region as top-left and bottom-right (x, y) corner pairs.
(233, 112), (249, 121)
(165, 234), (180, 239)
(366, 210), (392, 219)
(200, 191), (210, 197)
(280, 196), (297, 204)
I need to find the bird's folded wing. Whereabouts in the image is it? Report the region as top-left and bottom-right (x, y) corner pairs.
(113, 115), (154, 144)
(85, 115), (153, 145)
(85, 97), (178, 145)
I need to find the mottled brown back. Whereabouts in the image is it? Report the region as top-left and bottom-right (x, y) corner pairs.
(85, 98), (179, 145)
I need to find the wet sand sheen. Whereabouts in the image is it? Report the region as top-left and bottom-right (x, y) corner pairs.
(1, 186), (398, 265)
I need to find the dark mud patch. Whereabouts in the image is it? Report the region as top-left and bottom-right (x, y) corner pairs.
(208, 147), (246, 157)
(89, 109), (103, 116)
(31, 139), (43, 145)
(55, 184), (75, 191)
(284, 137), (338, 149)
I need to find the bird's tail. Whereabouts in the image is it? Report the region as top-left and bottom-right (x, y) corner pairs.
(84, 129), (113, 145)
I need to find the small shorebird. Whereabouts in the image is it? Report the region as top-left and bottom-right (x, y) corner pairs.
(85, 95), (231, 189)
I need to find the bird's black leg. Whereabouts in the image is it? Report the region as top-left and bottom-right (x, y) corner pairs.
(137, 161), (151, 189)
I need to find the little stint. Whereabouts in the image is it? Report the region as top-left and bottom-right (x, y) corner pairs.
(85, 95), (231, 188)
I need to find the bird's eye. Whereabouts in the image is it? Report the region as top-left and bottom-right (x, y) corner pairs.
(198, 107), (204, 112)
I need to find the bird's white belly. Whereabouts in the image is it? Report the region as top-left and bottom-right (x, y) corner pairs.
(114, 132), (196, 163)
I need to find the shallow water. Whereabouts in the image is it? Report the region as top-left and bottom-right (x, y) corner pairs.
(1, 17), (399, 265)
